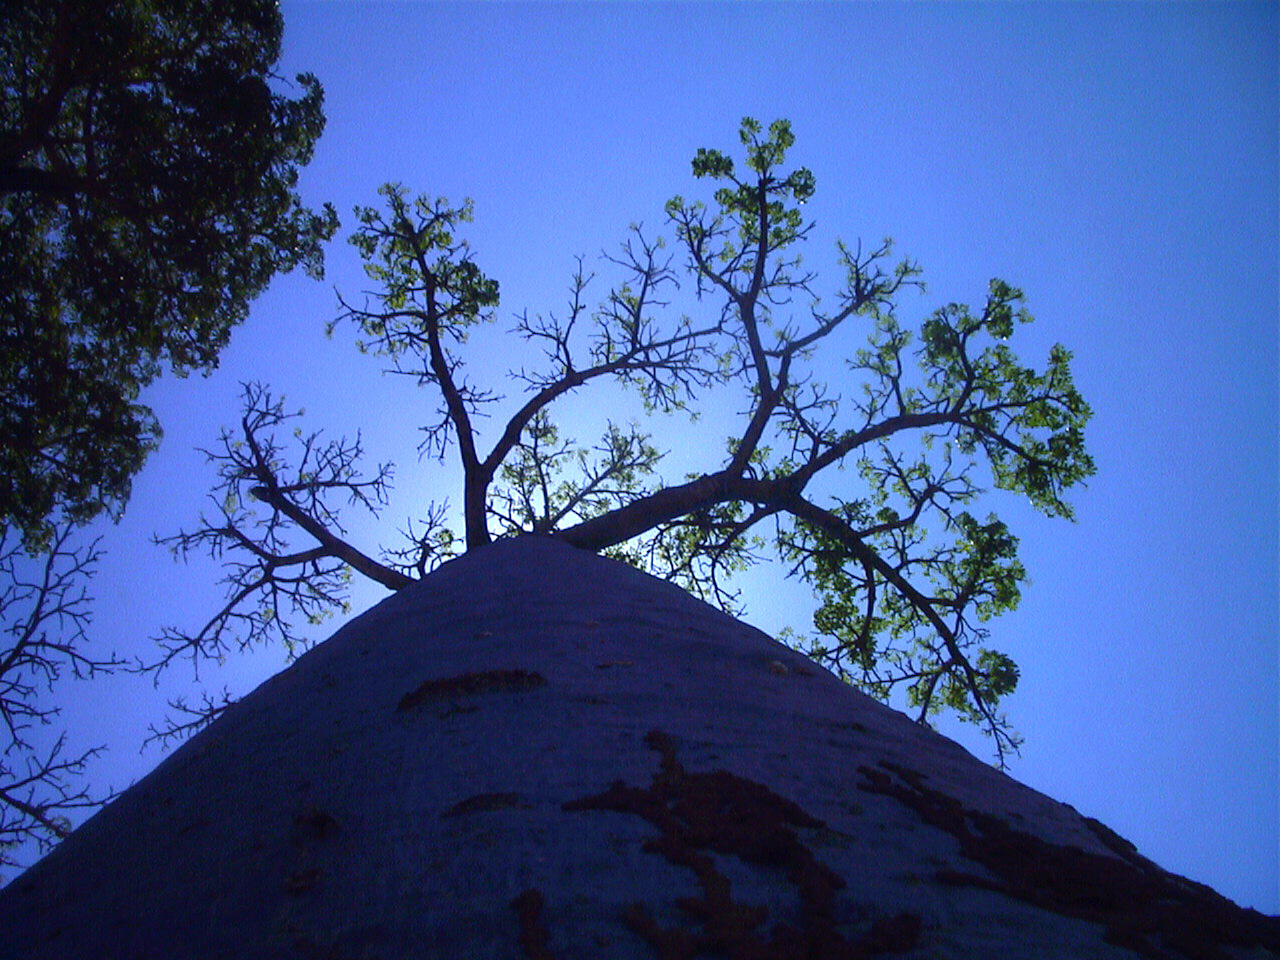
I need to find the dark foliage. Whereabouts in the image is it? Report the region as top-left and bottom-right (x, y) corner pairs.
(0, 0), (338, 548)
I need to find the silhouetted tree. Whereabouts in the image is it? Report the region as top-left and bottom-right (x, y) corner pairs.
(0, 525), (118, 868)
(1, 0), (338, 548)
(155, 118), (1093, 763)
(0, 0), (336, 870)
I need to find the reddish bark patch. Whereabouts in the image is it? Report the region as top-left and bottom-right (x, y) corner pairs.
(441, 792), (531, 819)
(511, 888), (557, 960)
(291, 805), (341, 843)
(564, 729), (920, 959)
(282, 868), (322, 896)
(856, 760), (1280, 960)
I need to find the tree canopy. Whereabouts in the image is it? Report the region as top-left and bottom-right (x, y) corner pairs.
(0, 0), (338, 548)
(156, 117), (1093, 762)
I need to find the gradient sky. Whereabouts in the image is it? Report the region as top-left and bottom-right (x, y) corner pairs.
(12, 2), (1277, 913)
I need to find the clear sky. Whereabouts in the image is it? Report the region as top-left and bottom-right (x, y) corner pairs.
(13, 1), (1278, 913)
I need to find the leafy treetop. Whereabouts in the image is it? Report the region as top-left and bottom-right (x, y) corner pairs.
(155, 117), (1093, 763)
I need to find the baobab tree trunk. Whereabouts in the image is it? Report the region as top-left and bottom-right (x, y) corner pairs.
(463, 473), (493, 549)
(2, 537), (1273, 958)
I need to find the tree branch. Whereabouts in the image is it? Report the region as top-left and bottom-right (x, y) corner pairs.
(248, 485), (410, 591)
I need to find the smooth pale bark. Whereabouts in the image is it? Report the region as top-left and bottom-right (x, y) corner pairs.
(2, 538), (1270, 958)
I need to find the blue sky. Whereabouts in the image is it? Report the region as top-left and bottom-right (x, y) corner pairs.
(14, 2), (1277, 913)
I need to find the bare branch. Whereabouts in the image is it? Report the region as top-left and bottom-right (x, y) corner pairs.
(0, 525), (118, 868)
(142, 687), (237, 752)
(491, 414), (664, 537)
(382, 503), (458, 581)
(143, 383), (406, 676)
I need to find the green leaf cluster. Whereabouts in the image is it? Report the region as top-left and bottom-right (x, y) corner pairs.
(669, 117), (815, 282)
(918, 280), (1094, 518)
(340, 186), (499, 366)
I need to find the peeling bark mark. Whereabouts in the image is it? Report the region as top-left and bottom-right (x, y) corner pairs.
(291, 805), (341, 843)
(564, 729), (920, 959)
(395, 669), (547, 712)
(441, 792), (530, 819)
(512, 888), (559, 960)
(282, 868), (321, 896)
(856, 760), (1280, 960)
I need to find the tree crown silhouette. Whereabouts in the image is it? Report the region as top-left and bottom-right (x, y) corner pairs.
(156, 117), (1094, 762)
